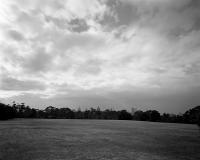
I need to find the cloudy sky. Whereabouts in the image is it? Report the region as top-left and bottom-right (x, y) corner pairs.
(0, 0), (200, 113)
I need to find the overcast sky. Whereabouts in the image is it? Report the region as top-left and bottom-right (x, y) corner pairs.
(0, 0), (200, 113)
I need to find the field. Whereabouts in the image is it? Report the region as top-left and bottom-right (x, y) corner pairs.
(0, 119), (200, 160)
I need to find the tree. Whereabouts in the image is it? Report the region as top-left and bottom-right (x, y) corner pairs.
(197, 115), (200, 127)
(118, 110), (132, 120)
(145, 110), (161, 122)
(133, 110), (148, 121)
(183, 106), (200, 124)
(0, 103), (16, 120)
(161, 113), (170, 122)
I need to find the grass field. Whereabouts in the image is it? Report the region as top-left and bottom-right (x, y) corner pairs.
(0, 119), (200, 160)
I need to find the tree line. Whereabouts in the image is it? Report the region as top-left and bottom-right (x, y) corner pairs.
(0, 102), (200, 126)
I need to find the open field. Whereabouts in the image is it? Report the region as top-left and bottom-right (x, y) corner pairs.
(0, 119), (200, 160)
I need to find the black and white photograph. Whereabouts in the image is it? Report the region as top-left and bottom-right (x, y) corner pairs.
(0, 0), (200, 159)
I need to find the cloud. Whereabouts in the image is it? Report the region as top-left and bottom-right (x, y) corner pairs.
(68, 18), (89, 33)
(0, 0), (200, 113)
(22, 47), (53, 73)
(0, 76), (46, 91)
(53, 32), (107, 51)
(75, 58), (102, 76)
(6, 29), (24, 41)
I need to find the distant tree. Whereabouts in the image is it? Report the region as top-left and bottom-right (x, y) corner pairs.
(145, 110), (161, 122)
(118, 110), (132, 120)
(96, 106), (101, 119)
(3, 101), (200, 125)
(37, 110), (46, 118)
(45, 106), (57, 118)
(61, 108), (74, 119)
(74, 107), (84, 119)
(161, 113), (170, 122)
(197, 115), (200, 127)
(0, 103), (16, 120)
(101, 109), (118, 119)
(183, 106), (200, 124)
(133, 110), (147, 121)
(30, 108), (37, 118)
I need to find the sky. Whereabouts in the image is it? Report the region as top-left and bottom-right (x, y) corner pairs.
(0, 0), (200, 113)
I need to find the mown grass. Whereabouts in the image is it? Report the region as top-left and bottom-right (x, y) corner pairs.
(0, 119), (200, 160)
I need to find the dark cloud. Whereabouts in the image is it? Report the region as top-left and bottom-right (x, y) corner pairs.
(23, 47), (53, 73)
(69, 18), (89, 33)
(7, 30), (24, 41)
(115, 1), (139, 26)
(184, 62), (200, 75)
(54, 32), (106, 51)
(101, 0), (140, 29)
(186, 0), (200, 8)
(0, 76), (46, 91)
(44, 16), (90, 33)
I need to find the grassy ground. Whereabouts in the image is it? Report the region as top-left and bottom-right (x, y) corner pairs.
(0, 119), (200, 160)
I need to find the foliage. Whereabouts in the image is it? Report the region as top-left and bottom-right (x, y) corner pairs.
(183, 106), (200, 125)
(0, 103), (16, 120)
(1, 102), (200, 126)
